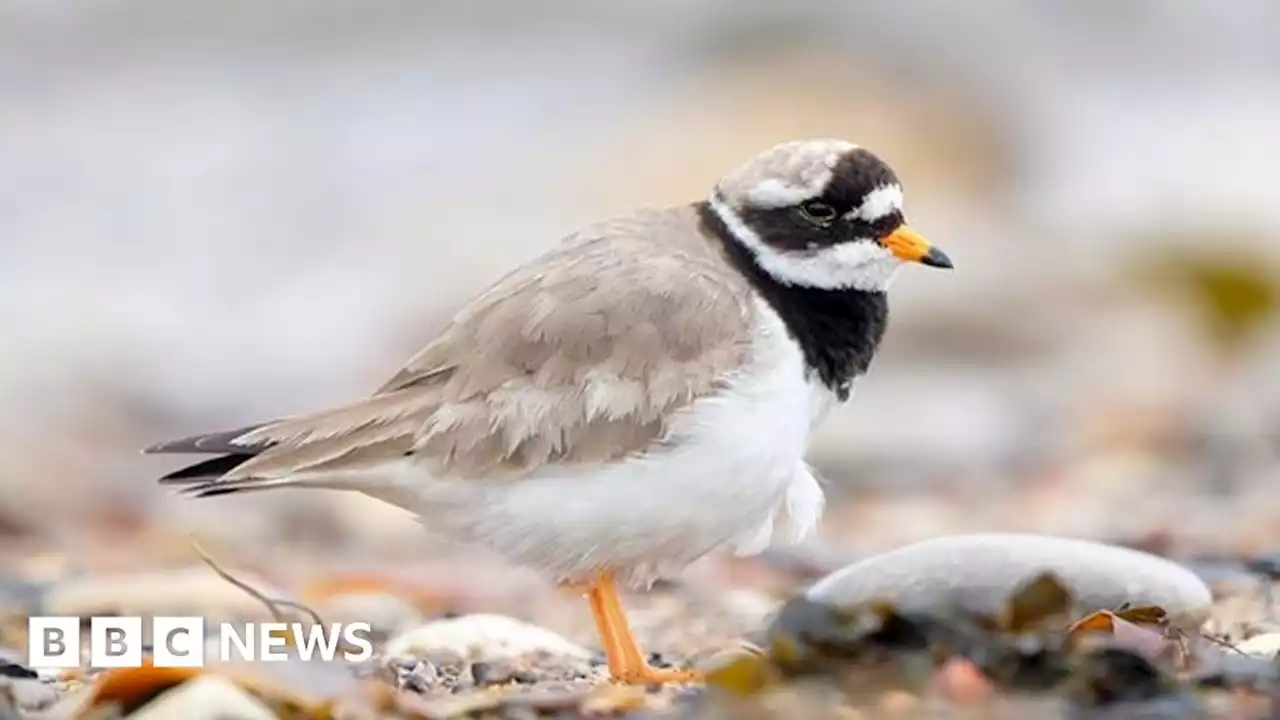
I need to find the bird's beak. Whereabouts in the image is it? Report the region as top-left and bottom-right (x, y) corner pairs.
(881, 225), (953, 269)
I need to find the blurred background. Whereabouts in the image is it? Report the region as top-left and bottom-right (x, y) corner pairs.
(2, 0), (1280, 588)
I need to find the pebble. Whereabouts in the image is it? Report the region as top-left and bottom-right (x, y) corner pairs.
(43, 567), (283, 618)
(1237, 632), (1280, 660)
(469, 661), (496, 686)
(716, 589), (783, 625)
(384, 614), (590, 662)
(391, 659), (438, 693)
(125, 675), (277, 720)
(806, 533), (1213, 629)
(0, 678), (57, 711)
(210, 656), (359, 701)
(30, 686), (91, 719)
(313, 591), (423, 639)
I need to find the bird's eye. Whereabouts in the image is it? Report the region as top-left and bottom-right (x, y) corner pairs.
(798, 200), (837, 225)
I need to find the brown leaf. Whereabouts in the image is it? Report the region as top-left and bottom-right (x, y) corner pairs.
(1113, 604), (1168, 627)
(80, 657), (202, 716)
(1110, 618), (1181, 663)
(1003, 573), (1074, 632)
(1067, 610), (1180, 663)
(1066, 610), (1117, 646)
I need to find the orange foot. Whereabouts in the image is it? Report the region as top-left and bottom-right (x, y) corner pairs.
(616, 665), (705, 685)
(582, 572), (706, 686)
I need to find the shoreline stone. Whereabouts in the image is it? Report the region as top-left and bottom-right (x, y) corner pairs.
(806, 533), (1213, 629)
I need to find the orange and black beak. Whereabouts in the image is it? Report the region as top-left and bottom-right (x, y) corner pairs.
(880, 226), (953, 269)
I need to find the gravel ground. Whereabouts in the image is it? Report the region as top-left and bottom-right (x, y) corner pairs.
(3, 487), (1280, 719)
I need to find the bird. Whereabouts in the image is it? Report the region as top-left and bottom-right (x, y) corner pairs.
(145, 138), (952, 685)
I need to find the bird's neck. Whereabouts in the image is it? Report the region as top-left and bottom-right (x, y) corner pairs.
(694, 200), (889, 402)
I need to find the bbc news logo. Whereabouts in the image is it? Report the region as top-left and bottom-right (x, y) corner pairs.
(28, 617), (374, 668)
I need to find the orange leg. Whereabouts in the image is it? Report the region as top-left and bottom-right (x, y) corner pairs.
(583, 572), (704, 685)
(586, 581), (626, 678)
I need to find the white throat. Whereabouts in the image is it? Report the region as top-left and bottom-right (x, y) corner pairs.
(708, 192), (902, 292)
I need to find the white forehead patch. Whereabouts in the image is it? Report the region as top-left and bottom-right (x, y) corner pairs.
(721, 138), (856, 210)
(743, 178), (824, 208)
(849, 184), (904, 222)
(709, 193), (903, 292)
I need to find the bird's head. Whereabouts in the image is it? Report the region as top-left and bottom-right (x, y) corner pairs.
(709, 138), (952, 292)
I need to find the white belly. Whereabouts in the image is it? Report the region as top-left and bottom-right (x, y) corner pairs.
(381, 298), (828, 587)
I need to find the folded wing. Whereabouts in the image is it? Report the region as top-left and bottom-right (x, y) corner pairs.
(146, 208), (756, 496)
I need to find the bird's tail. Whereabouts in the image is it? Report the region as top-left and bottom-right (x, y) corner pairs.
(144, 423), (284, 497)
(144, 418), (421, 500)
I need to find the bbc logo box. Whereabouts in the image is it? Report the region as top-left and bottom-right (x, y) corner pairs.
(28, 616), (372, 668)
(29, 617), (209, 668)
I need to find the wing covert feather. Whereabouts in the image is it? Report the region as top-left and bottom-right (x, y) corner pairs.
(229, 207), (756, 482)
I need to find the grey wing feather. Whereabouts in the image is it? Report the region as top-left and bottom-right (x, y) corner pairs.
(143, 424), (270, 455)
(148, 206), (756, 495)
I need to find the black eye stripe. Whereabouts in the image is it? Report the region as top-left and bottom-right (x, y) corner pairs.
(818, 149), (902, 218)
(871, 210), (905, 234)
(808, 193), (854, 216)
(845, 210), (904, 237)
(728, 147), (904, 252)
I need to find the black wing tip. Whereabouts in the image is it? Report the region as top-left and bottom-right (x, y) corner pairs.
(156, 453), (256, 485)
(146, 424), (284, 498)
(181, 484), (244, 498)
